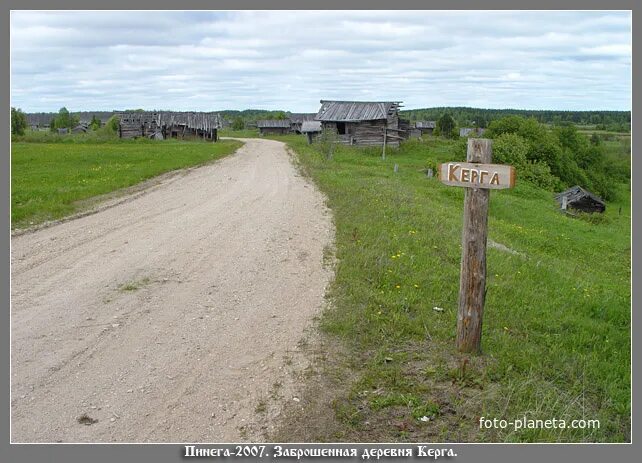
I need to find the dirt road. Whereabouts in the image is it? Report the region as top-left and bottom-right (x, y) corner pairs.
(10, 138), (334, 443)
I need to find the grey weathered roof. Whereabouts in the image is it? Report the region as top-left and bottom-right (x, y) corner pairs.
(415, 121), (436, 129)
(301, 120), (322, 133)
(315, 100), (401, 122)
(555, 185), (605, 207)
(257, 119), (291, 128)
(116, 111), (221, 130)
(288, 113), (317, 123)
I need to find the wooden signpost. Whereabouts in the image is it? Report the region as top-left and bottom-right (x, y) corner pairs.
(438, 139), (515, 353)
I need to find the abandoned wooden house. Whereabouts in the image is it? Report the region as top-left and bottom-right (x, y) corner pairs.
(301, 120), (322, 144)
(257, 119), (292, 136)
(116, 111), (220, 141)
(555, 185), (606, 213)
(415, 121), (436, 135)
(314, 100), (403, 147)
(288, 113), (317, 134)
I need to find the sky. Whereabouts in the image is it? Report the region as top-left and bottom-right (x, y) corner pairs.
(10, 10), (632, 113)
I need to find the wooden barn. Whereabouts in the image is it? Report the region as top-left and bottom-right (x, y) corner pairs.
(288, 113), (317, 134)
(555, 186), (606, 213)
(314, 100), (403, 147)
(257, 119), (292, 136)
(301, 120), (322, 144)
(415, 121), (436, 135)
(116, 111), (220, 141)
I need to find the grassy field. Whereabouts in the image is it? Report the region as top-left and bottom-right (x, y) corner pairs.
(277, 134), (630, 442)
(11, 138), (242, 229)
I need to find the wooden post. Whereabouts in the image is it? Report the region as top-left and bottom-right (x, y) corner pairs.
(456, 139), (492, 353)
(382, 127), (387, 160)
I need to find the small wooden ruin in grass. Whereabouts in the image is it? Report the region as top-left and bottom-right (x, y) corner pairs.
(313, 100), (405, 147)
(116, 111), (220, 141)
(555, 185), (606, 213)
(257, 119), (292, 136)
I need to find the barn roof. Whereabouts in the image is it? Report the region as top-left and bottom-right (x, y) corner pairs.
(301, 120), (322, 133)
(116, 111), (221, 130)
(288, 113), (317, 123)
(555, 185), (605, 205)
(257, 119), (291, 128)
(315, 100), (401, 122)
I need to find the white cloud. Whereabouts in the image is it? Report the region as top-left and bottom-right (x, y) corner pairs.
(10, 10), (631, 112)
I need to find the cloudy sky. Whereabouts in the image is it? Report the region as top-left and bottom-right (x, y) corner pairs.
(10, 10), (631, 113)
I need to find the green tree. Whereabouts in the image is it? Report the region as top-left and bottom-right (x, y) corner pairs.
(89, 115), (101, 131)
(11, 107), (27, 136)
(492, 133), (529, 169)
(232, 117), (245, 131)
(436, 113), (456, 138)
(50, 107), (78, 130)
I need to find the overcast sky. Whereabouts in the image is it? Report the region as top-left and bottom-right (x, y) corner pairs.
(10, 10), (631, 113)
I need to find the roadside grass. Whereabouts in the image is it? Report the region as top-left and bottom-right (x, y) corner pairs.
(11, 138), (242, 229)
(280, 134), (630, 442)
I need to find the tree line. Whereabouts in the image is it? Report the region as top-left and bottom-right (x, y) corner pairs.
(401, 107), (631, 132)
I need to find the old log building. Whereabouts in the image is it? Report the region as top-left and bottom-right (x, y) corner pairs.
(116, 111), (220, 141)
(314, 100), (404, 147)
(257, 119), (292, 136)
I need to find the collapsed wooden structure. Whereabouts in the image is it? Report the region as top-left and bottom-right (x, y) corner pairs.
(555, 186), (606, 213)
(257, 119), (292, 136)
(116, 111), (220, 141)
(313, 100), (404, 147)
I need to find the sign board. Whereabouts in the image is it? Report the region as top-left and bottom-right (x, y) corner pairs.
(438, 162), (515, 190)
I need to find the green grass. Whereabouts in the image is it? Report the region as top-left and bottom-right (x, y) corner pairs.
(11, 138), (242, 228)
(282, 134), (630, 442)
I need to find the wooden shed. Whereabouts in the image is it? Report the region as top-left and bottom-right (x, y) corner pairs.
(257, 119), (292, 136)
(314, 100), (403, 147)
(288, 113), (317, 134)
(301, 120), (322, 144)
(415, 121), (436, 135)
(555, 186), (606, 213)
(116, 111), (220, 141)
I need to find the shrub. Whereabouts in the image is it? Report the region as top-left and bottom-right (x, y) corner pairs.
(492, 133), (528, 169)
(519, 161), (558, 191)
(11, 107), (27, 136)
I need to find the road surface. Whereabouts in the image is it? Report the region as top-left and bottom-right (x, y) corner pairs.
(11, 138), (334, 442)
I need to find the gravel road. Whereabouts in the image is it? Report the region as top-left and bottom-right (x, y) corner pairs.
(10, 138), (334, 442)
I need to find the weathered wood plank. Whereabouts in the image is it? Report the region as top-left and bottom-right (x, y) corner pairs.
(456, 138), (492, 353)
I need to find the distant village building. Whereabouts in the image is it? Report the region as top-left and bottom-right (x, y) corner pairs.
(415, 121), (436, 135)
(314, 100), (403, 147)
(288, 113), (317, 134)
(257, 119), (292, 136)
(301, 120), (322, 144)
(555, 185), (606, 213)
(460, 127), (486, 137)
(57, 128), (69, 135)
(116, 111), (220, 141)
